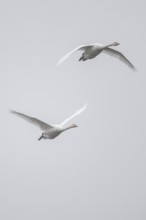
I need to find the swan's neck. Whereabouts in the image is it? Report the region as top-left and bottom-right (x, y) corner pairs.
(62, 125), (74, 132)
(102, 41), (119, 50)
(102, 43), (114, 49)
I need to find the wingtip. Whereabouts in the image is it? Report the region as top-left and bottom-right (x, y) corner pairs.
(130, 65), (137, 72)
(84, 103), (88, 108)
(82, 103), (87, 111)
(133, 67), (138, 72)
(9, 109), (17, 115)
(9, 109), (13, 113)
(56, 59), (63, 65)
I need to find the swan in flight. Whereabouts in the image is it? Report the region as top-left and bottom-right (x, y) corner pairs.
(57, 42), (136, 71)
(10, 104), (87, 140)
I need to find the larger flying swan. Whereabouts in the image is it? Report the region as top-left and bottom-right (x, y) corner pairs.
(57, 42), (136, 71)
(10, 104), (87, 140)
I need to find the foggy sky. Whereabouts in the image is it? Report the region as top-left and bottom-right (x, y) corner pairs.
(0, 0), (145, 220)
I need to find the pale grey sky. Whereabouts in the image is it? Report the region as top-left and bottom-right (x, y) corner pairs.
(0, 0), (146, 220)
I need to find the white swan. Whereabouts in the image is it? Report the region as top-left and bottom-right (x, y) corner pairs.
(10, 104), (87, 140)
(57, 42), (136, 71)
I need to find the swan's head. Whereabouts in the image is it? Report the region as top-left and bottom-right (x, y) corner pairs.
(112, 42), (120, 46)
(70, 124), (78, 128)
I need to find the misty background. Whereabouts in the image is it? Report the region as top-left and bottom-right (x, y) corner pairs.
(0, 0), (145, 219)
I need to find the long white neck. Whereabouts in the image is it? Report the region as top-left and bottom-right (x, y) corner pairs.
(102, 42), (118, 49)
(62, 125), (75, 132)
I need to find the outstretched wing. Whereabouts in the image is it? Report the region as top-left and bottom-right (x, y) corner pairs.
(60, 104), (87, 127)
(57, 45), (92, 65)
(10, 110), (53, 131)
(103, 48), (137, 71)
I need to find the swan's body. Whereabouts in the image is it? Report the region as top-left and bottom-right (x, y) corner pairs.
(57, 42), (136, 71)
(10, 104), (87, 140)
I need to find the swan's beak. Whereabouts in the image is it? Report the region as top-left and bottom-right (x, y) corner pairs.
(115, 42), (120, 46)
(113, 42), (120, 46)
(72, 124), (78, 128)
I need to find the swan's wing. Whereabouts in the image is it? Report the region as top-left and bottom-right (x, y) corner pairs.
(103, 48), (137, 71)
(57, 45), (93, 65)
(60, 104), (87, 127)
(10, 110), (53, 131)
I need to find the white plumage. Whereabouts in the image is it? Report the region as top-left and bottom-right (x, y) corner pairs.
(57, 42), (136, 71)
(10, 104), (87, 140)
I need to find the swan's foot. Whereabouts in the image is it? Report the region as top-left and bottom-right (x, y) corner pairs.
(79, 57), (87, 61)
(38, 135), (43, 141)
(79, 56), (83, 61)
(38, 134), (48, 140)
(79, 53), (85, 61)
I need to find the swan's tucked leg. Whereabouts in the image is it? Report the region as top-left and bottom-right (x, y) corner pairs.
(38, 134), (43, 141)
(79, 53), (85, 61)
(79, 56), (83, 61)
(83, 58), (87, 61)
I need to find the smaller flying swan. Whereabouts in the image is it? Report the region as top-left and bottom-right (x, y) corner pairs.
(10, 104), (87, 140)
(57, 42), (136, 71)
